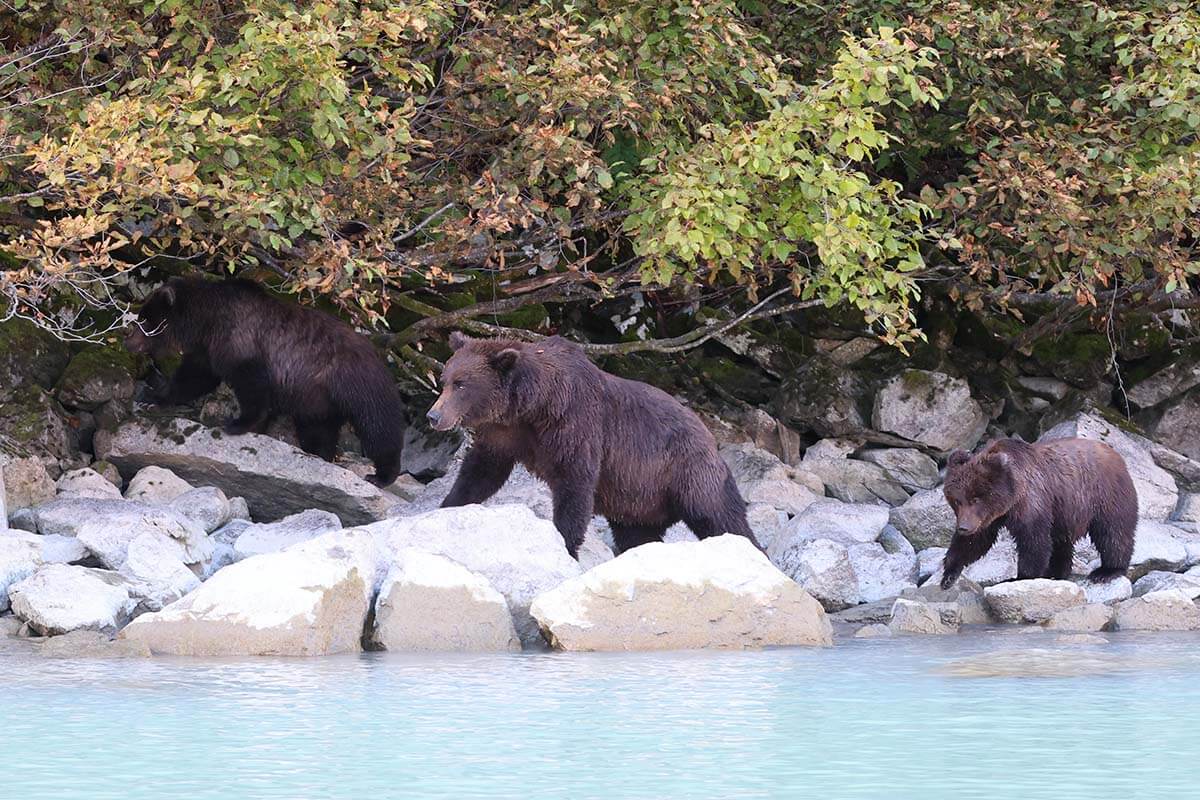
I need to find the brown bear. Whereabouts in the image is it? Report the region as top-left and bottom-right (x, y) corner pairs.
(426, 333), (760, 559)
(939, 437), (1137, 589)
(125, 277), (406, 486)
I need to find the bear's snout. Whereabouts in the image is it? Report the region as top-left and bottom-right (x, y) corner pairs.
(426, 407), (443, 427)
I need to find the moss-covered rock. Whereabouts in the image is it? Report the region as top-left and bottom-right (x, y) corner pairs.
(773, 353), (871, 438)
(1030, 332), (1112, 388)
(56, 344), (137, 411)
(0, 318), (71, 399)
(0, 385), (74, 462)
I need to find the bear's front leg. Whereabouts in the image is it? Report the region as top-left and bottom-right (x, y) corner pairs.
(441, 445), (515, 507)
(1010, 512), (1054, 580)
(155, 352), (220, 406)
(940, 522), (1001, 590)
(550, 474), (597, 560)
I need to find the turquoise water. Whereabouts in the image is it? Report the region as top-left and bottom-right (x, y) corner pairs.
(3, 631), (1200, 800)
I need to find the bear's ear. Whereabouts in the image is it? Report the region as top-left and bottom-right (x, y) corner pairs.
(158, 284), (177, 307)
(946, 450), (970, 469)
(983, 450), (1010, 474)
(489, 347), (520, 373)
(448, 331), (470, 351)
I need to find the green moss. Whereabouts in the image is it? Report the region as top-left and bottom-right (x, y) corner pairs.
(900, 368), (935, 393)
(0, 386), (56, 444)
(1029, 332), (1111, 387)
(56, 344), (137, 408)
(0, 317), (71, 391)
(443, 292), (477, 311)
(498, 303), (549, 330)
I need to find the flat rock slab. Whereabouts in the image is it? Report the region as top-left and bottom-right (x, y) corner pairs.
(1112, 590), (1200, 631)
(984, 579), (1087, 624)
(530, 535), (832, 651)
(104, 418), (396, 525)
(9, 564), (136, 635)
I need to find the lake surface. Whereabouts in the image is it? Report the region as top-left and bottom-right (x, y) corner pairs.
(3, 630), (1199, 800)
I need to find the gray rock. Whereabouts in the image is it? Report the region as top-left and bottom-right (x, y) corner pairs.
(123, 466), (194, 504)
(878, 525), (915, 558)
(1113, 590), (1200, 631)
(872, 370), (988, 452)
(771, 499), (889, 548)
(917, 547), (945, 584)
(858, 448), (941, 492)
(1016, 376), (1070, 402)
(1129, 520), (1188, 578)
(984, 579), (1087, 624)
(55, 468), (123, 501)
(1127, 361), (1200, 409)
(118, 533), (202, 611)
(54, 346), (135, 411)
(854, 623), (892, 639)
(231, 510), (343, 562)
(1153, 395), (1200, 462)
(721, 441), (824, 494)
(36, 629), (151, 659)
(0, 461), (6, 527)
(7, 508), (36, 533)
(1043, 603), (1114, 632)
(739, 479), (820, 517)
(889, 598), (957, 635)
(889, 488), (956, 550)
(829, 598), (897, 625)
(32, 497), (214, 570)
(745, 504), (789, 552)
(803, 439), (861, 461)
(168, 487), (231, 534)
(1079, 576), (1132, 605)
(9, 564), (135, 635)
(802, 457), (909, 506)
(1174, 493), (1200, 522)
(401, 426), (462, 480)
(774, 354), (871, 438)
(0, 531), (43, 612)
(371, 549), (519, 652)
(105, 418), (397, 525)
(847, 541), (918, 605)
(576, 534), (615, 571)
(1166, 523), (1200, 567)
(1131, 570), (1200, 599)
(769, 535), (915, 611)
(39, 534), (89, 565)
(1039, 410), (1178, 520)
(923, 533), (1020, 588)
(228, 496), (251, 522)
(2, 457), (56, 515)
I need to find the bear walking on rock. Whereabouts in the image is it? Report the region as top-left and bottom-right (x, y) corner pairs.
(939, 437), (1137, 589)
(125, 277), (406, 487)
(427, 333), (760, 559)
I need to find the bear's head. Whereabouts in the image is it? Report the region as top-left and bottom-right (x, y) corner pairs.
(124, 282), (182, 357)
(427, 332), (523, 431)
(942, 447), (1018, 535)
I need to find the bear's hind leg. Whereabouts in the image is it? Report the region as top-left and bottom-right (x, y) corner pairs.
(678, 472), (762, 550)
(295, 416), (343, 462)
(610, 522), (667, 555)
(1087, 511), (1136, 583)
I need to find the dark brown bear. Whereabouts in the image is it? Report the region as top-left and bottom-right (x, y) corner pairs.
(125, 277), (405, 486)
(940, 437), (1137, 589)
(427, 333), (760, 559)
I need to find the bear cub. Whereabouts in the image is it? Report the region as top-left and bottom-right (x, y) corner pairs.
(427, 333), (760, 559)
(126, 277), (406, 486)
(940, 436), (1137, 589)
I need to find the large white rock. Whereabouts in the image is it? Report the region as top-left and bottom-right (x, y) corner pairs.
(889, 488), (957, 550)
(55, 468), (123, 500)
(739, 478), (821, 517)
(0, 530), (43, 612)
(118, 533), (202, 611)
(2, 456), (55, 514)
(745, 503), (790, 552)
(33, 497), (213, 570)
(858, 448), (941, 492)
(1043, 603), (1114, 632)
(1039, 410), (1178, 520)
(103, 418), (397, 525)
(1112, 590), (1200, 631)
(762, 528), (916, 612)
(1131, 571), (1200, 599)
(123, 466), (195, 504)
(370, 504), (582, 647)
(120, 530), (380, 656)
(9, 564), (135, 635)
(872, 370), (988, 452)
(984, 579), (1087, 624)
(1079, 576), (1132, 605)
(371, 549), (519, 652)
(530, 535), (832, 651)
(231, 509), (343, 562)
(921, 533), (1020, 588)
(801, 457), (909, 506)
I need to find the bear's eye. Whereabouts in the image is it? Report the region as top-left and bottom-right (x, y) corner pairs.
(453, 380), (465, 390)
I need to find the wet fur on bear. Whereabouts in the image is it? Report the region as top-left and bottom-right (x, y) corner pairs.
(940, 437), (1138, 589)
(125, 277), (406, 486)
(427, 333), (759, 559)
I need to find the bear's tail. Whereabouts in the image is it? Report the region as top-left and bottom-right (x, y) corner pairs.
(335, 361), (406, 487)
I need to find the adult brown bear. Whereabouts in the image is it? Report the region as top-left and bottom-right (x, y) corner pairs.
(939, 437), (1137, 589)
(125, 277), (405, 486)
(427, 333), (759, 559)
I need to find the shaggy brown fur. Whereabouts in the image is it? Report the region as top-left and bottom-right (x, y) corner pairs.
(940, 437), (1138, 589)
(125, 277), (405, 486)
(428, 333), (759, 559)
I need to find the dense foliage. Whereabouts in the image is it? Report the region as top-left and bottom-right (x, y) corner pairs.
(2, 1), (1198, 367)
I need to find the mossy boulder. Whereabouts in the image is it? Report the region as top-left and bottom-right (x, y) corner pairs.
(774, 353), (871, 438)
(56, 344), (137, 411)
(0, 318), (71, 400)
(1029, 332), (1111, 388)
(0, 385), (74, 462)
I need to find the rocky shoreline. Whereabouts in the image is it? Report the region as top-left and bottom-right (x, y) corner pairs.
(4, 396), (1200, 657)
